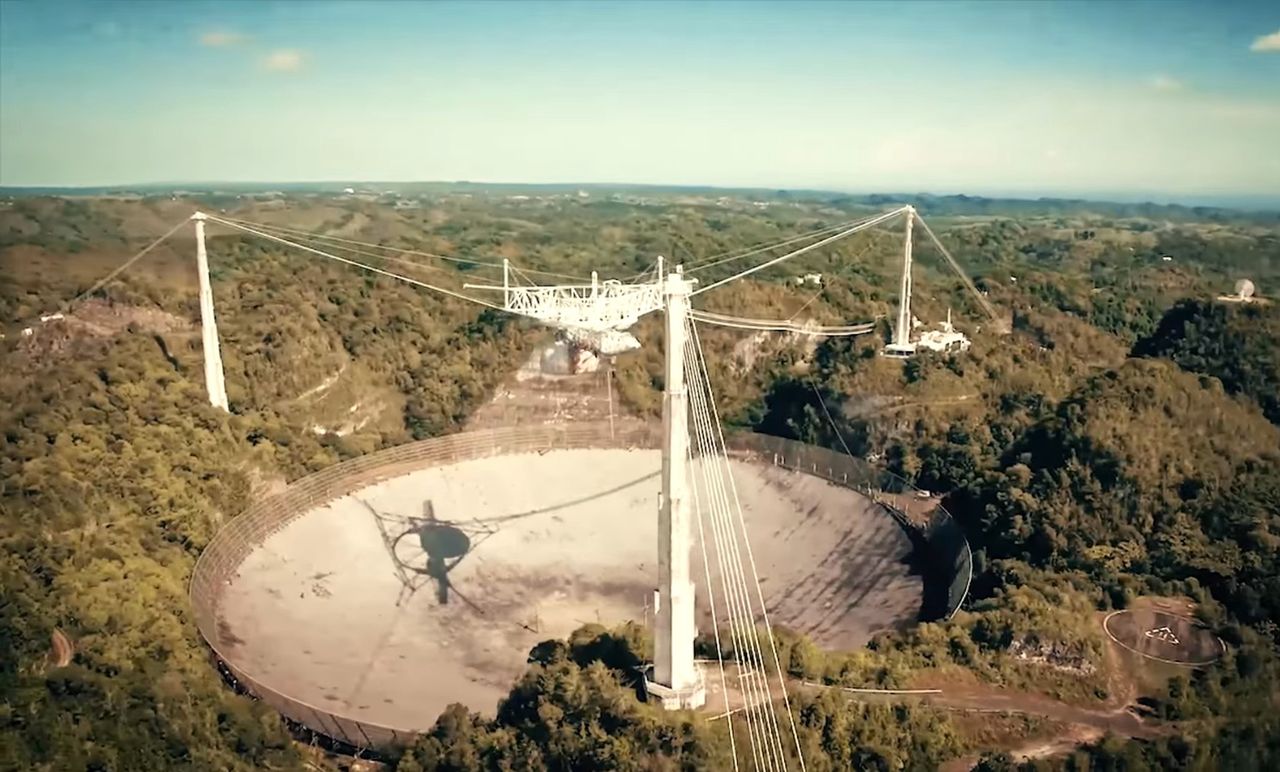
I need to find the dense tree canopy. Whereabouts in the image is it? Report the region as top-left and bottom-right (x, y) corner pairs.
(3, 191), (1279, 768)
(1134, 298), (1280, 425)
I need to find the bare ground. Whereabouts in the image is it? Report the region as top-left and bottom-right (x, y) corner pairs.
(9, 299), (192, 373)
(814, 597), (1192, 771)
(939, 724), (1105, 772)
(464, 348), (627, 430)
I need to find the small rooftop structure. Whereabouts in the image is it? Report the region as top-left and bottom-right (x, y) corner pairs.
(887, 310), (971, 356)
(915, 309), (972, 354)
(793, 273), (822, 287)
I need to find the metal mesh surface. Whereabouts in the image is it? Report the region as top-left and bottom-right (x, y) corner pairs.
(191, 422), (971, 750)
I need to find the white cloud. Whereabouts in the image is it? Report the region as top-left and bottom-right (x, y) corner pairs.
(1149, 74), (1183, 92)
(1250, 29), (1280, 52)
(262, 50), (305, 72)
(200, 30), (245, 47)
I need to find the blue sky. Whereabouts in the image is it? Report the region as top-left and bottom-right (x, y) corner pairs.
(1, 0), (1277, 200)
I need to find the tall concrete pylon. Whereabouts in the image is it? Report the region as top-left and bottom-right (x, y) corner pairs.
(192, 212), (229, 411)
(647, 264), (706, 709)
(886, 205), (917, 357)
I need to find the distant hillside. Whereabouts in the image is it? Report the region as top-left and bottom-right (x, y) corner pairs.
(5, 189), (1280, 769)
(3, 183), (1277, 223)
(1134, 298), (1280, 424)
(954, 359), (1280, 624)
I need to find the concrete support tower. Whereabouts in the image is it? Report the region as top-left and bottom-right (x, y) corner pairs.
(193, 213), (229, 411)
(647, 265), (706, 709)
(885, 205), (916, 357)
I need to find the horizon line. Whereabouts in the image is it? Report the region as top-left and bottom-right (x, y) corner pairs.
(1, 178), (1277, 212)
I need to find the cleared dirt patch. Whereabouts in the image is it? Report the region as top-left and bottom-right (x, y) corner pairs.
(9, 299), (193, 372)
(1103, 609), (1224, 667)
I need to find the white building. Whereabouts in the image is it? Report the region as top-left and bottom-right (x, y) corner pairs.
(913, 309), (972, 354)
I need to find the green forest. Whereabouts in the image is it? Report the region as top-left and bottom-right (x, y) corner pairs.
(2, 192), (1278, 770)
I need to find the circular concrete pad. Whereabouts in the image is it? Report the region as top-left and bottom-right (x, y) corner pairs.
(216, 448), (921, 732)
(1103, 609), (1225, 666)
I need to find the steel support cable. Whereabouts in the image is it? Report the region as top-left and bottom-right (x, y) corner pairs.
(786, 287), (825, 323)
(214, 215), (592, 282)
(808, 380), (856, 460)
(912, 213), (1000, 325)
(684, 219), (870, 278)
(683, 337), (778, 772)
(685, 328), (788, 771)
(688, 310), (876, 336)
(230, 225), (482, 284)
(782, 235), (877, 323)
(692, 207), (907, 298)
(510, 263), (563, 293)
(688, 361), (788, 772)
(686, 395), (763, 771)
(508, 264), (538, 291)
(693, 236), (884, 334)
(686, 349), (786, 772)
(686, 336), (789, 772)
(213, 215), (493, 266)
(617, 214), (875, 284)
(628, 257), (661, 285)
(691, 320), (807, 770)
(683, 334), (766, 769)
(686, 404), (783, 772)
(687, 436), (740, 770)
(690, 319), (875, 336)
(694, 360), (803, 772)
(691, 309), (875, 331)
(56, 218), (190, 315)
(205, 216), (505, 311)
(684, 331), (777, 771)
(682, 213), (883, 275)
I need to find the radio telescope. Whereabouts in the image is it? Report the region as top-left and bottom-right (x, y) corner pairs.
(1218, 278), (1259, 304)
(1235, 279), (1256, 301)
